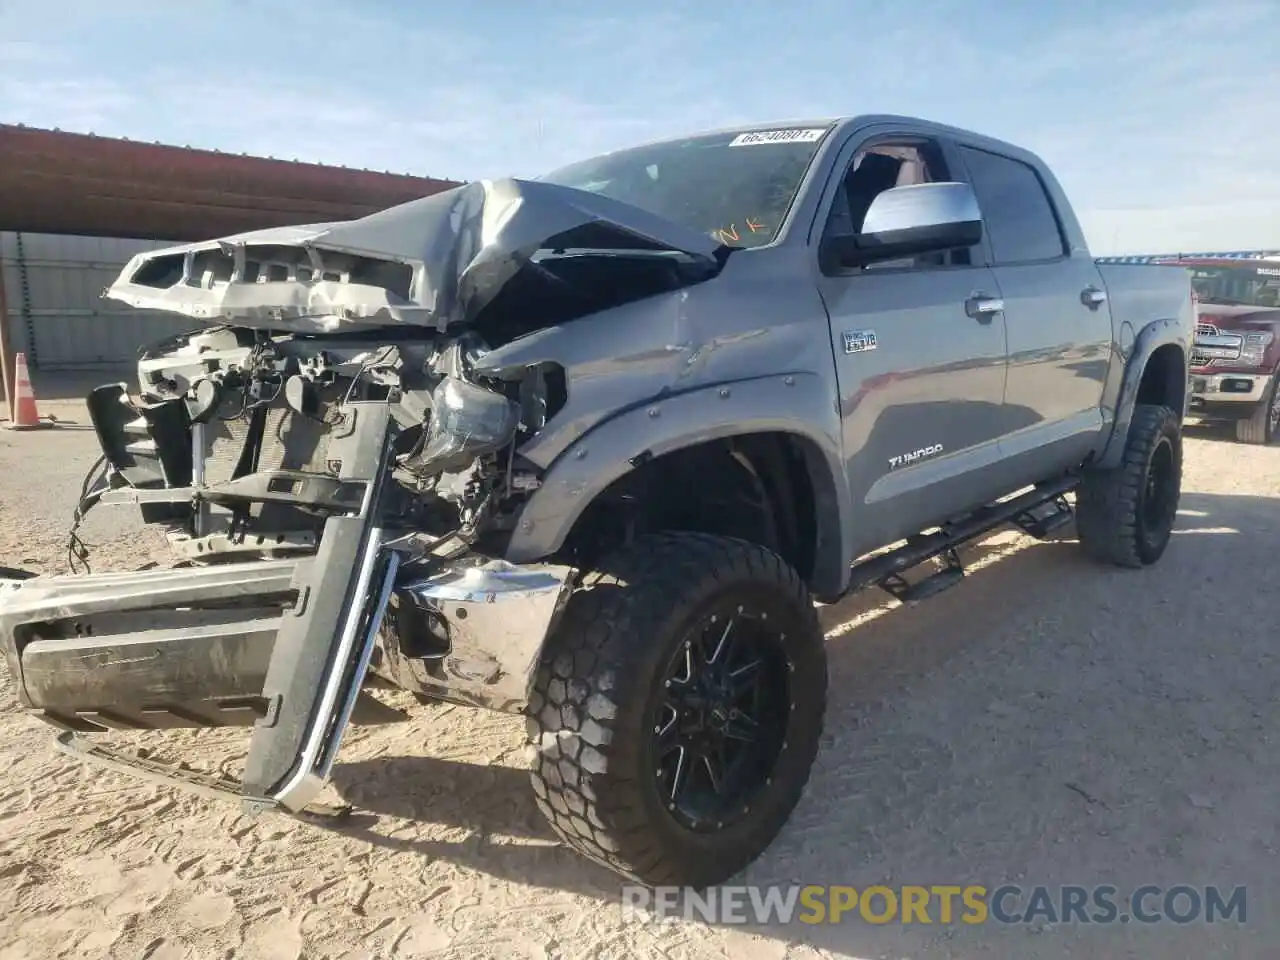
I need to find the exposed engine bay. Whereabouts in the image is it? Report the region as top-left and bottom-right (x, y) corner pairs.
(78, 324), (553, 570)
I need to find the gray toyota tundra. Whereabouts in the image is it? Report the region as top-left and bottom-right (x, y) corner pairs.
(0, 114), (1195, 888)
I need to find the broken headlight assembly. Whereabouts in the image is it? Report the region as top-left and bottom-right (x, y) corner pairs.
(415, 376), (521, 474)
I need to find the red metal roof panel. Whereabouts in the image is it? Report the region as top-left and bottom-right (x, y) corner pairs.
(0, 123), (463, 241)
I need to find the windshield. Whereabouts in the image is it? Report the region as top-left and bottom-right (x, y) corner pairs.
(538, 125), (834, 248)
(1185, 264), (1280, 308)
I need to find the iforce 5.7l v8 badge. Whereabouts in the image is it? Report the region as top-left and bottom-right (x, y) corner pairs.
(843, 330), (878, 354)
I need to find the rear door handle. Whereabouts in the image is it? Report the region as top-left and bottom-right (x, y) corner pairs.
(1081, 286), (1108, 309)
(965, 295), (1004, 319)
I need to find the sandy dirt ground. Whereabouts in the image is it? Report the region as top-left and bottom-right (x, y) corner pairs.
(1, 393), (1277, 959)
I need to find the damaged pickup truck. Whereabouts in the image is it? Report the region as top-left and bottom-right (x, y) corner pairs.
(0, 115), (1195, 888)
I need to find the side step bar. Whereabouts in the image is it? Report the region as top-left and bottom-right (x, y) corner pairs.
(848, 477), (1078, 604)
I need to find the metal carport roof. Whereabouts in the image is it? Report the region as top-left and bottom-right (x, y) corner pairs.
(0, 123), (461, 413)
(0, 123), (460, 242)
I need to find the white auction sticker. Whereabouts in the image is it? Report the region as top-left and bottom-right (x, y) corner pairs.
(728, 128), (828, 147)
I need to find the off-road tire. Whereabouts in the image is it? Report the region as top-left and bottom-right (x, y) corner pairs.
(1233, 373), (1280, 444)
(1075, 403), (1182, 568)
(526, 532), (827, 888)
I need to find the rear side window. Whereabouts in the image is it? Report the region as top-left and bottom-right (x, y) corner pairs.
(959, 146), (1065, 264)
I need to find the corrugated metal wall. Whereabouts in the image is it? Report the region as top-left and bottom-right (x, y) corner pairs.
(0, 231), (197, 370)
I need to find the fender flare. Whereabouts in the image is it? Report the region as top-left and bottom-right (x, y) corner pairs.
(1097, 316), (1189, 470)
(503, 372), (853, 598)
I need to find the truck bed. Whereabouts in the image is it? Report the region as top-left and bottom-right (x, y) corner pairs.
(1094, 261), (1197, 341)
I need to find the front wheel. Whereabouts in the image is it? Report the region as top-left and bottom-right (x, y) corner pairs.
(1075, 403), (1182, 568)
(526, 532), (828, 888)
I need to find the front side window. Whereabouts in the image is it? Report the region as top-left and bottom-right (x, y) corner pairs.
(538, 125), (833, 248)
(822, 138), (973, 269)
(959, 146), (1065, 264)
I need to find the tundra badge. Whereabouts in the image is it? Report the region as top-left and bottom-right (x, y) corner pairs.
(888, 443), (943, 469)
(843, 330), (878, 354)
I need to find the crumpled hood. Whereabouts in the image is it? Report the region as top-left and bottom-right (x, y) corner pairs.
(103, 178), (726, 333)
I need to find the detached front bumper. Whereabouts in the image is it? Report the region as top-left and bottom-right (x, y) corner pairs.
(0, 560), (301, 730)
(0, 530), (401, 816)
(0, 548), (574, 809)
(0, 397), (575, 816)
(1189, 370), (1273, 404)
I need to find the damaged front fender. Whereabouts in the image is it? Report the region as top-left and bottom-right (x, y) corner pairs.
(503, 372), (852, 598)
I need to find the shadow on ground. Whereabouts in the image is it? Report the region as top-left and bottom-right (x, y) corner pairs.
(323, 489), (1280, 958)
(1184, 416), (1264, 446)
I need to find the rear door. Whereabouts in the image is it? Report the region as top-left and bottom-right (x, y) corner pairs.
(812, 129), (1013, 559)
(952, 144), (1114, 479)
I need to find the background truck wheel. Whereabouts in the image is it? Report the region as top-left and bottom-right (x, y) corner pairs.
(526, 531), (827, 888)
(1233, 376), (1280, 444)
(1075, 403), (1182, 568)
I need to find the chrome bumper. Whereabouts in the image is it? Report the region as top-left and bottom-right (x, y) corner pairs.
(1189, 371), (1273, 404)
(374, 557), (575, 714)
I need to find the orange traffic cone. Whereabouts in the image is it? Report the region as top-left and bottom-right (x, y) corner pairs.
(5, 352), (52, 431)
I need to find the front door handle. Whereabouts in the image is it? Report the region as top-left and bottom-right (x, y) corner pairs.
(1081, 286), (1108, 309)
(965, 295), (1005, 319)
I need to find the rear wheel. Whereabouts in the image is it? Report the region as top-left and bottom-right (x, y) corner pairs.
(526, 532), (827, 888)
(1075, 403), (1182, 568)
(1234, 375), (1280, 444)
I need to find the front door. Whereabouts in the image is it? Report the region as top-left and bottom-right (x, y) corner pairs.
(812, 134), (1012, 559)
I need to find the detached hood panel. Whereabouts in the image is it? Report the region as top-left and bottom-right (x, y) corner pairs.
(103, 178), (725, 333)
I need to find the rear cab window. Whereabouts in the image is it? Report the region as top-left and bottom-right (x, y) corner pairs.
(957, 146), (1066, 264)
(538, 124), (835, 248)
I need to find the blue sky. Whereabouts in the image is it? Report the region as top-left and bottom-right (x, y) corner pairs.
(1, 0), (1277, 255)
